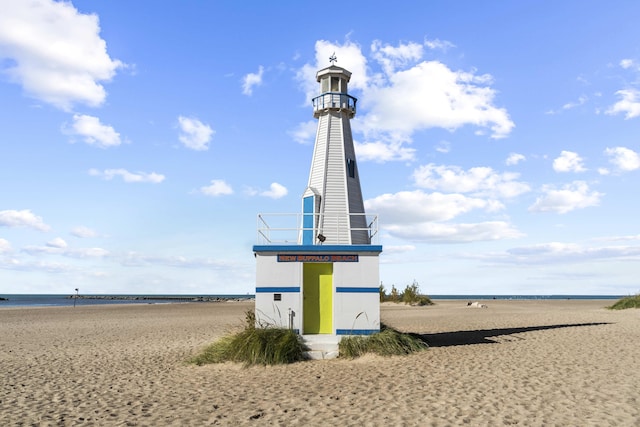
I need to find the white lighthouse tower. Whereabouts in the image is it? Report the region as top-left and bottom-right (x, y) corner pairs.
(253, 57), (382, 359)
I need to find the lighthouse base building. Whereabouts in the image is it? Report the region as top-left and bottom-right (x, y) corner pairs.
(253, 60), (381, 359)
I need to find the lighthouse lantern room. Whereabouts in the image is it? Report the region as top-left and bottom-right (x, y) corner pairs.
(253, 57), (382, 359)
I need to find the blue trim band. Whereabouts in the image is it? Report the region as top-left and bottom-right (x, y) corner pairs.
(336, 329), (380, 336)
(255, 287), (300, 293)
(253, 244), (382, 253)
(336, 287), (380, 293)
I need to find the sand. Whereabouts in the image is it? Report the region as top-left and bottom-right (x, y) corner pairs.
(1, 299), (639, 426)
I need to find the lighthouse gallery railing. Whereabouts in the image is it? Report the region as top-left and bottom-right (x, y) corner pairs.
(256, 213), (379, 245)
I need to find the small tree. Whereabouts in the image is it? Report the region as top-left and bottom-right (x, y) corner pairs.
(379, 283), (387, 302)
(389, 285), (400, 303)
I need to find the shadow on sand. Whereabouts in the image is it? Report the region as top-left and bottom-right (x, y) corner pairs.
(416, 322), (611, 347)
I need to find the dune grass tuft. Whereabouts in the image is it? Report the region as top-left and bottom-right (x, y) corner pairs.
(338, 324), (428, 358)
(607, 294), (640, 310)
(190, 311), (307, 367)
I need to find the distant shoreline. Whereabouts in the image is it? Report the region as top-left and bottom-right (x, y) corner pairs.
(68, 295), (253, 302)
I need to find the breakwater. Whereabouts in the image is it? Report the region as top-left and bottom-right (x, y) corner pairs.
(68, 295), (252, 302)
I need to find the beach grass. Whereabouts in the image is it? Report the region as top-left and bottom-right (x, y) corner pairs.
(190, 311), (307, 366)
(339, 324), (428, 358)
(607, 294), (640, 310)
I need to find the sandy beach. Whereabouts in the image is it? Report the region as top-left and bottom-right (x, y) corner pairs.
(1, 299), (638, 426)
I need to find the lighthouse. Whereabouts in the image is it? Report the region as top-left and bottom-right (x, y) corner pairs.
(253, 57), (382, 359)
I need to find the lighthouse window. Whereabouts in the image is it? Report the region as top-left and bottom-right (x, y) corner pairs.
(331, 77), (340, 92)
(321, 78), (329, 93)
(347, 158), (356, 178)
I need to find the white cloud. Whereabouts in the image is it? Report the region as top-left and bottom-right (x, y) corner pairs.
(360, 61), (514, 140)
(382, 245), (416, 254)
(260, 182), (288, 199)
(562, 95), (588, 110)
(435, 141), (451, 154)
(371, 40), (424, 75)
(500, 241), (640, 264)
(386, 221), (523, 243)
(295, 39), (370, 103)
(46, 237), (67, 249)
(89, 168), (165, 183)
(70, 226), (98, 238)
(606, 89), (640, 119)
(0, 0), (123, 110)
(355, 140), (415, 163)
(506, 152), (526, 166)
(0, 238), (12, 254)
(288, 120), (317, 144)
(177, 116), (214, 151)
(365, 190), (501, 224)
(620, 59), (637, 70)
(242, 65), (264, 95)
(529, 181), (603, 214)
(553, 150), (587, 173)
(424, 38), (455, 51)
(604, 146), (640, 172)
(65, 114), (121, 148)
(0, 209), (51, 232)
(295, 39), (514, 164)
(199, 179), (233, 196)
(412, 164), (530, 199)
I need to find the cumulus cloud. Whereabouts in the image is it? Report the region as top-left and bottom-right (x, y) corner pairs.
(0, 209), (51, 232)
(64, 114), (121, 148)
(0, 0), (123, 110)
(360, 60), (514, 140)
(177, 116), (214, 151)
(506, 153), (526, 166)
(529, 181), (603, 214)
(199, 179), (233, 196)
(294, 39), (514, 161)
(605, 146), (640, 172)
(606, 89), (640, 119)
(260, 182), (288, 199)
(553, 150), (587, 173)
(412, 164), (530, 199)
(89, 168), (165, 183)
(242, 65), (264, 95)
(365, 190), (502, 224)
(355, 140), (415, 163)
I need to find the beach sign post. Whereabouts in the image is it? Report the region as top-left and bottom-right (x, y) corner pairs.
(253, 57), (382, 359)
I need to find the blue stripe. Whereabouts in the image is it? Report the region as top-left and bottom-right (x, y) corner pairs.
(336, 287), (380, 293)
(254, 244), (382, 253)
(336, 329), (380, 335)
(255, 287), (300, 293)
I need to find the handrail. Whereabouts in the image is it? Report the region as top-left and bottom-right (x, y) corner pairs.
(256, 212), (379, 245)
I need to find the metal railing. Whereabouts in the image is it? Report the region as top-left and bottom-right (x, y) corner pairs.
(256, 212), (379, 245)
(312, 93), (357, 117)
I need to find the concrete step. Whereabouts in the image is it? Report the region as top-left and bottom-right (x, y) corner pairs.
(302, 335), (340, 360)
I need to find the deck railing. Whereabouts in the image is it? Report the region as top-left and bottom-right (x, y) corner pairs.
(256, 212), (379, 245)
(312, 93), (357, 117)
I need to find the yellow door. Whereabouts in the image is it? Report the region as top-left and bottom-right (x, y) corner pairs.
(303, 263), (333, 334)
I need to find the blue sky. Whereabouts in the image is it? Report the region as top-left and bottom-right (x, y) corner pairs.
(1, 1), (640, 295)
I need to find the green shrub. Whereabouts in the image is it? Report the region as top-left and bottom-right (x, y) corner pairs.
(190, 311), (307, 366)
(607, 294), (640, 310)
(402, 281), (433, 306)
(339, 324), (428, 358)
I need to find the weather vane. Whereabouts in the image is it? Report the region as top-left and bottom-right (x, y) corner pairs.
(329, 52), (337, 64)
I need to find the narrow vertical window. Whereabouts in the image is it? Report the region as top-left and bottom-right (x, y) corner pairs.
(347, 158), (355, 178)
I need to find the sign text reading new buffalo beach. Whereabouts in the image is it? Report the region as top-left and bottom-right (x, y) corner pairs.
(277, 254), (359, 262)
